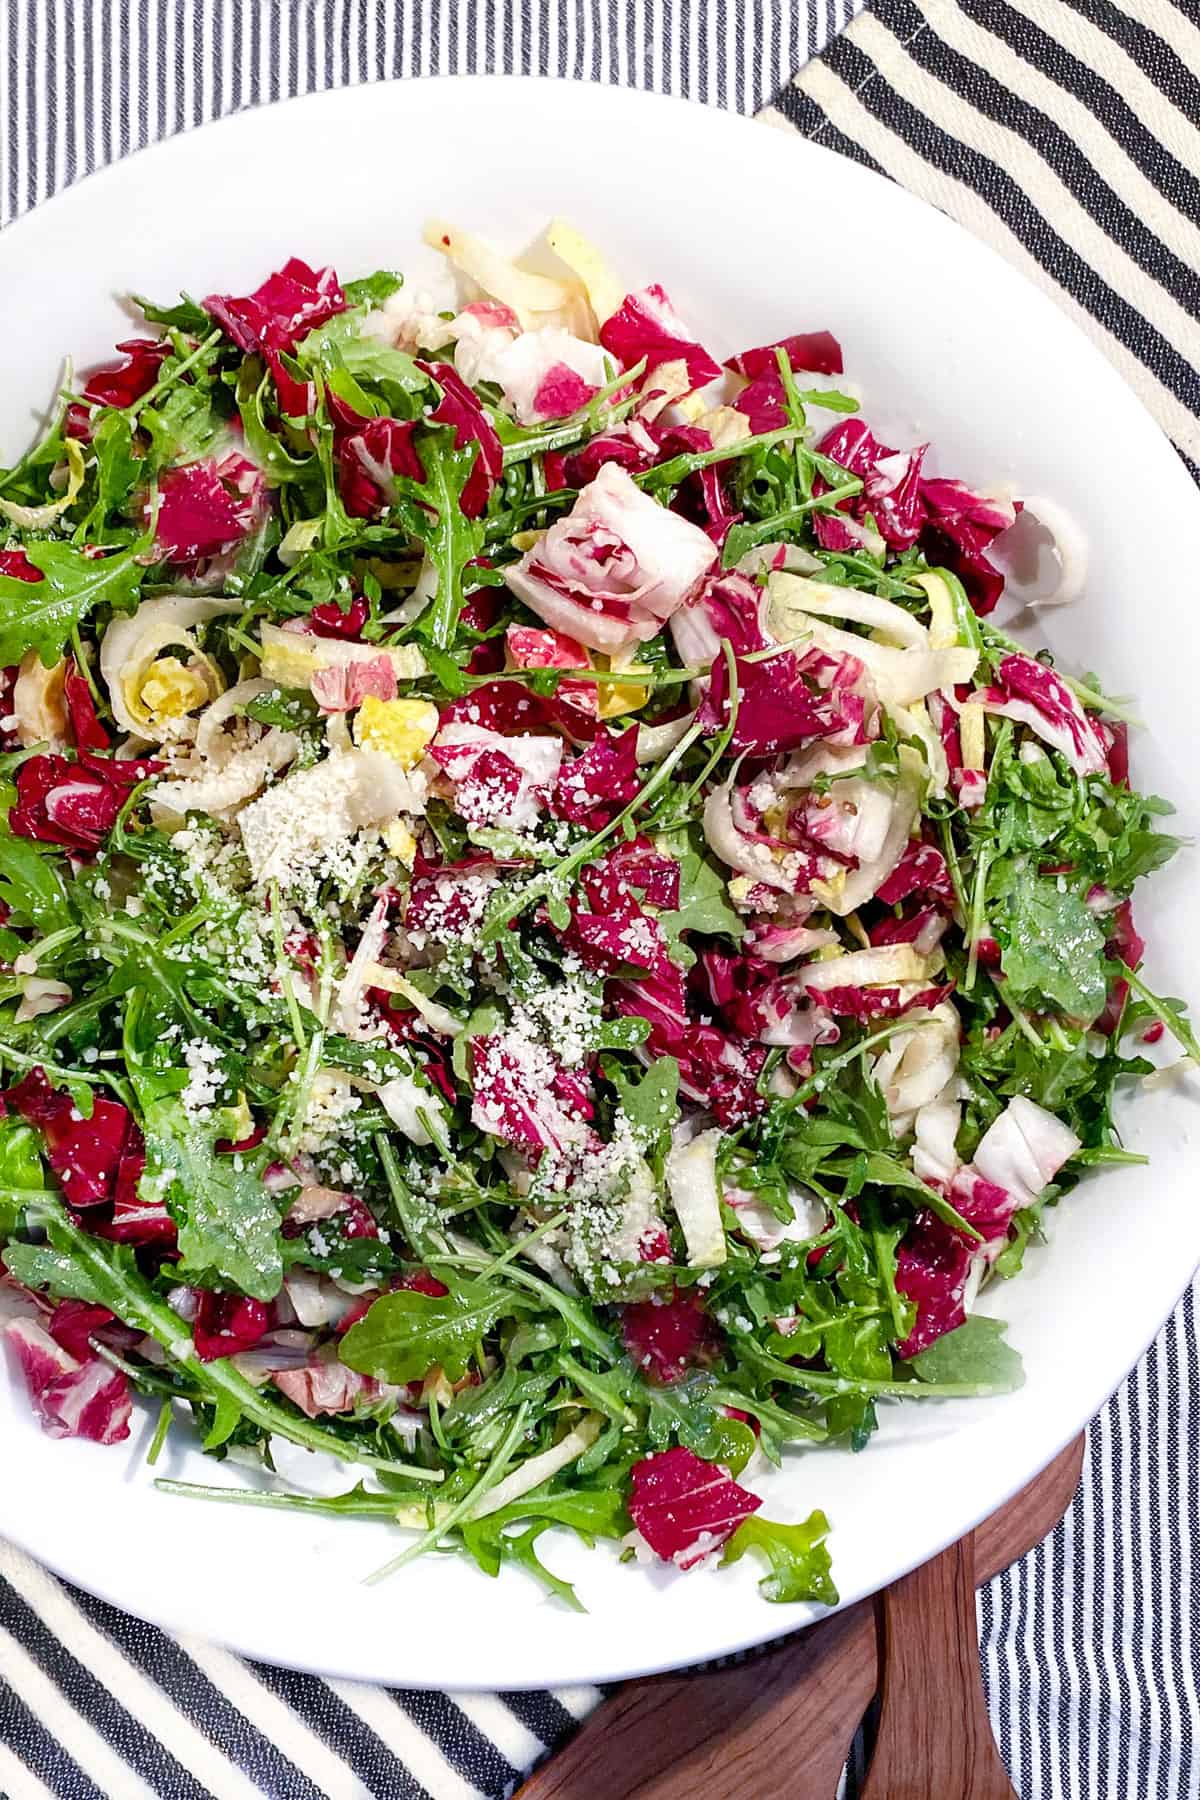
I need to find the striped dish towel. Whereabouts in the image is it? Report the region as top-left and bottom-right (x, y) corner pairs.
(1, 5), (1199, 1800)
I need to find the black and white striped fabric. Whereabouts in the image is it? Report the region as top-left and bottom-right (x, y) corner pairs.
(764, 0), (1200, 476)
(0, 0), (861, 224)
(2, 3), (1199, 1797)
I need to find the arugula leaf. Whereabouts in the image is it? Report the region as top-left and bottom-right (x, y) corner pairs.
(497, 1522), (586, 1609)
(299, 318), (426, 406)
(236, 367), (313, 483)
(610, 1056), (680, 1157)
(0, 541), (142, 667)
(722, 1511), (839, 1605)
(340, 1281), (529, 1383)
(91, 410), (141, 521)
(909, 1315), (1024, 1391)
(0, 829), (74, 933)
(405, 437), (485, 650)
(460, 1490), (629, 1611)
(659, 836), (745, 956)
(342, 270), (405, 308)
(142, 382), (222, 473)
(134, 292), (210, 334)
(245, 684), (323, 729)
(852, 1152), (982, 1242)
(139, 1098), (282, 1300)
(465, 1484), (627, 1542)
(0, 1120), (58, 1236)
(990, 859), (1106, 1023)
(339, 336), (427, 393)
(2, 1239), (116, 1304)
(0, 1116), (51, 1202)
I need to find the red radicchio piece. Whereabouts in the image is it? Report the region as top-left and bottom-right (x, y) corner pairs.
(203, 257), (346, 355)
(614, 967), (769, 1126)
(696, 949), (788, 1041)
(603, 837), (680, 910)
(429, 735), (547, 830)
(82, 338), (170, 408)
(9, 750), (161, 854)
(469, 1034), (594, 1160)
(599, 285), (722, 392)
(0, 550), (44, 583)
(310, 655), (397, 714)
(552, 724), (640, 828)
(806, 981), (950, 1021)
(695, 463), (741, 547)
(875, 841), (955, 909)
(725, 331), (844, 380)
(461, 588), (505, 675)
(557, 848), (672, 980)
(869, 905), (947, 953)
(47, 1300), (117, 1360)
(671, 570), (772, 667)
(683, 1032), (768, 1128)
(559, 432), (643, 489)
(10, 755), (119, 851)
(621, 1287), (717, 1384)
(271, 1361), (389, 1417)
(308, 595), (369, 640)
(416, 360), (503, 518)
(442, 676), (598, 745)
(814, 419), (927, 551)
(336, 417), (425, 518)
(1096, 898), (1146, 1036)
(532, 364), (597, 418)
(1106, 720), (1130, 789)
(2, 1317), (132, 1444)
(6, 1068), (132, 1207)
(339, 1194), (381, 1241)
(629, 1444), (762, 1569)
(399, 1269), (450, 1298)
(404, 851), (505, 942)
(3, 1067), (166, 1243)
(558, 417), (713, 491)
(76, 747), (163, 789)
(192, 1291), (272, 1362)
(614, 963), (690, 1055)
(811, 425), (1019, 610)
(919, 479), (1019, 617)
(63, 662), (110, 751)
(732, 373), (791, 436)
(154, 457), (261, 563)
(894, 1210), (973, 1357)
(700, 645), (869, 756)
(505, 625), (597, 735)
(927, 689), (963, 780)
(982, 654), (1108, 777)
(101, 1183), (177, 1245)
(949, 1170), (1017, 1247)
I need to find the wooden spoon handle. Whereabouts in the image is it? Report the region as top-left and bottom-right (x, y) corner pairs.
(861, 1531), (1016, 1800)
(515, 1601), (877, 1800)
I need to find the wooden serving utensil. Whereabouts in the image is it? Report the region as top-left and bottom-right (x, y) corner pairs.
(516, 1436), (1084, 1800)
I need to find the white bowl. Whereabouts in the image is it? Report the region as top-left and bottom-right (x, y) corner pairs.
(1, 76), (1197, 1692)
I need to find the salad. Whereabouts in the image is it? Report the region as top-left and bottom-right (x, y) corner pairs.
(0, 223), (1191, 1612)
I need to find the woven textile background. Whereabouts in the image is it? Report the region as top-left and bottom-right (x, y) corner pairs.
(0, 0), (860, 223)
(2, 4), (1199, 1797)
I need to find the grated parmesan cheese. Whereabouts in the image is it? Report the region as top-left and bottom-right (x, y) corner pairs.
(237, 751), (427, 887)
